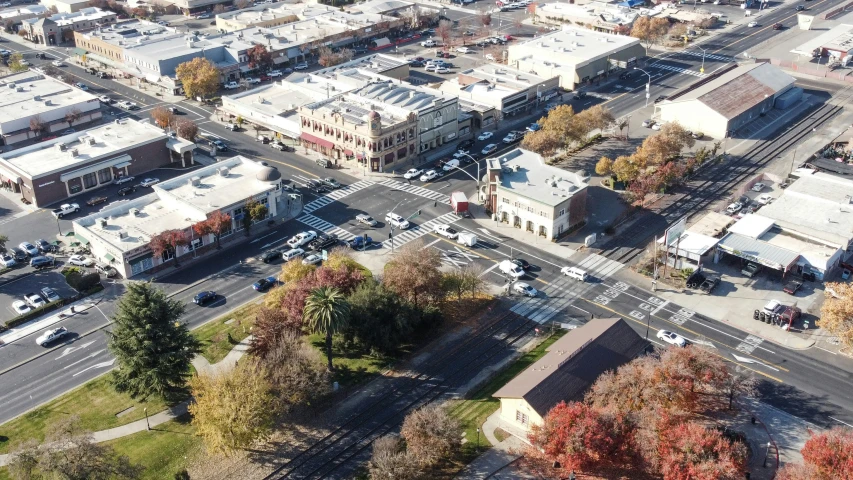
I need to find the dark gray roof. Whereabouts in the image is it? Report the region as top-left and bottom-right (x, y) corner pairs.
(493, 318), (648, 417)
(255, 166), (281, 182)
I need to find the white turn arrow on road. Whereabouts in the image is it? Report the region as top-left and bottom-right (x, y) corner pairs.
(732, 354), (779, 372)
(62, 349), (104, 370)
(55, 341), (96, 360)
(477, 228), (502, 241)
(73, 359), (116, 377)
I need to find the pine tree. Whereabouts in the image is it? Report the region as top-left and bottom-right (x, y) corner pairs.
(107, 282), (201, 400)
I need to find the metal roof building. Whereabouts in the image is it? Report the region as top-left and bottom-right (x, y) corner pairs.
(493, 318), (647, 432)
(655, 62), (798, 139)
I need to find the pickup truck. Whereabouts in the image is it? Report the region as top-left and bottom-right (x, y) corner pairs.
(741, 262), (759, 278)
(86, 196), (108, 206)
(223, 81), (239, 89)
(52, 203), (80, 218)
(700, 276), (720, 294)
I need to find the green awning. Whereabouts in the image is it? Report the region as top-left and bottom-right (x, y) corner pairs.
(104, 253), (115, 262)
(73, 233), (89, 246)
(73, 48), (87, 56)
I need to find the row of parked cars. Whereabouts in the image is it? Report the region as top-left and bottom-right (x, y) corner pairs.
(1, 240), (58, 269)
(11, 287), (62, 318)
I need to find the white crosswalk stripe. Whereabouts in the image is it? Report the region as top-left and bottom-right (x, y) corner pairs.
(291, 175), (313, 187)
(508, 253), (625, 324)
(382, 212), (460, 249)
(649, 63), (707, 78)
(296, 214), (356, 241)
(300, 180), (374, 214)
(376, 179), (450, 204)
(680, 50), (734, 62)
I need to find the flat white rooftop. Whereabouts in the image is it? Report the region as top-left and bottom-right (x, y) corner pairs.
(0, 5), (47, 19)
(0, 119), (166, 179)
(216, 2), (335, 23)
(792, 23), (853, 56)
(23, 6), (114, 26)
(491, 148), (588, 207)
(509, 25), (641, 66)
(0, 72), (99, 128)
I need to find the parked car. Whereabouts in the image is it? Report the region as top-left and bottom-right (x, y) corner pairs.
(656, 329), (687, 347)
(527, 123), (541, 132)
(294, 62), (308, 70)
(1, 254), (15, 268)
(725, 202), (743, 214)
(19, 242), (38, 256)
(420, 169), (439, 182)
(302, 254), (322, 265)
(30, 255), (53, 269)
(481, 143), (498, 155)
(86, 196), (108, 206)
(117, 186), (136, 196)
(193, 290), (217, 305)
(751, 182), (766, 192)
(783, 280), (803, 295)
(95, 263), (118, 277)
(114, 175), (135, 185)
(36, 326), (68, 346)
(756, 194), (773, 205)
(269, 70), (284, 77)
(68, 255), (94, 267)
(12, 300), (31, 316)
(741, 262), (760, 278)
(139, 178), (160, 187)
(477, 131), (493, 141)
(246, 77), (261, 84)
(404, 168), (423, 179)
(36, 239), (55, 253)
(642, 119), (655, 128)
(700, 276), (720, 294)
(41, 287), (60, 303)
(355, 213), (377, 226)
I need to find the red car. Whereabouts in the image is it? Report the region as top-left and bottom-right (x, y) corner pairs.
(260, 75), (271, 81)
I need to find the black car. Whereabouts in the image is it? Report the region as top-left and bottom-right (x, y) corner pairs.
(117, 186), (137, 196)
(306, 180), (327, 193)
(193, 290), (217, 305)
(511, 258), (531, 270)
(210, 140), (228, 151)
(30, 256), (54, 269)
(573, 91), (587, 100)
(10, 247), (27, 261)
(796, 4), (805, 10)
(699, 276), (720, 294)
(260, 250), (282, 263)
(458, 139), (475, 150)
(619, 71), (634, 80)
(654, 95), (668, 103)
(308, 233), (339, 251)
(36, 239), (55, 253)
(409, 60), (424, 67)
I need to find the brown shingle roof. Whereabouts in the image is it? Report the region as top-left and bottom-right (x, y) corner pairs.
(493, 318), (648, 417)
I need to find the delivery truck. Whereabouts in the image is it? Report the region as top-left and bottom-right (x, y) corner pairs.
(451, 191), (469, 216)
(457, 232), (477, 247)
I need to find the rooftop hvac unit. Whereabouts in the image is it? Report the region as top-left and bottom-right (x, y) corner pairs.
(87, 137), (96, 145)
(129, 207), (140, 216)
(70, 148), (79, 157)
(218, 166), (230, 177)
(16, 87), (24, 92)
(55, 143), (67, 152)
(33, 95), (40, 101)
(512, 164), (520, 172)
(97, 217), (107, 227)
(43, 100), (51, 106)
(190, 176), (201, 186)
(118, 230), (128, 239)
(6, 83), (14, 89)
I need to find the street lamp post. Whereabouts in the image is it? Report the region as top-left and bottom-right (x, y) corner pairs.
(389, 198), (405, 253)
(144, 407), (150, 431)
(476, 427), (480, 453)
(450, 152), (482, 203)
(698, 47), (708, 74)
(55, 216), (62, 236)
(634, 67), (651, 108)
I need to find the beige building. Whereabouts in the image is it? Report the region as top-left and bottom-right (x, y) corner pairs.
(299, 94), (419, 173)
(493, 318), (646, 432)
(21, 7), (116, 45)
(485, 149), (589, 241)
(215, 2), (336, 32)
(40, 0), (91, 14)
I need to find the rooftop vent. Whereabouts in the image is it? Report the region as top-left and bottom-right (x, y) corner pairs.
(118, 230), (128, 239)
(96, 217), (107, 227)
(190, 176), (201, 187)
(55, 143), (67, 152)
(43, 100), (51, 106)
(218, 166), (230, 177)
(15, 87), (24, 93)
(87, 137), (96, 145)
(512, 164), (520, 172)
(129, 207), (140, 216)
(6, 83), (14, 89)
(70, 148), (79, 157)
(33, 95), (40, 101)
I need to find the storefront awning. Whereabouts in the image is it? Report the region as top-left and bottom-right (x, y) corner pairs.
(104, 253), (115, 262)
(113, 161), (131, 169)
(717, 233), (799, 271)
(72, 48), (87, 56)
(300, 132), (334, 149)
(59, 155), (132, 182)
(273, 56), (289, 65)
(239, 65), (254, 73)
(70, 233), (89, 246)
(344, 149), (354, 156)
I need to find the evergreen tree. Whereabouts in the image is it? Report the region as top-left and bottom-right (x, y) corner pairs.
(107, 282), (201, 400)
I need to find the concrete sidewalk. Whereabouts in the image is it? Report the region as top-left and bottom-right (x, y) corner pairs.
(456, 410), (526, 479)
(0, 298), (102, 346)
(0, 335), (253, 467)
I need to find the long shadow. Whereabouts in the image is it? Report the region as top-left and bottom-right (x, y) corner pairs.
(757, 380), (840, 428)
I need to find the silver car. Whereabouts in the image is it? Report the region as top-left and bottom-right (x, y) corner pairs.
(356, 214), (377, 226)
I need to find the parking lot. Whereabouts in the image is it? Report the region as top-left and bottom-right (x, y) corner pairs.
(0, 269), (78, 324)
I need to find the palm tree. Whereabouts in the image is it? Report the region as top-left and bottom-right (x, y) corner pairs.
(303, 286), (350, 371)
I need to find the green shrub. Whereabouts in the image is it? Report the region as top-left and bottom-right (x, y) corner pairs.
(5, 300), (63, 328)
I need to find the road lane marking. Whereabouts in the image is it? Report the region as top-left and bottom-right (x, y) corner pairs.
(72, 359), (115, 377)
(55, 341), (95, 360)
(250, 232), (278, 244)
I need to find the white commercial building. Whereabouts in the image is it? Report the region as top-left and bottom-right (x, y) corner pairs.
(40, 0), (91, 13)
(533, 2), (639, 34)
(0, 71), (101, 146)
(507, 26), (645, 90)
(655, 62), (798, 140)
(485, 148), (588, 241)
(438, 64), (559, 117)
(215, 2), (337, 32)
(73, 156), (288, 278)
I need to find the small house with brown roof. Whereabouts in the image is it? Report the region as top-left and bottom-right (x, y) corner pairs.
(493, 318), (648, 432)
(655, 62), (799, 140)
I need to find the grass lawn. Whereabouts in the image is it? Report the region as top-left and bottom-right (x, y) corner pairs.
(307, 333), (396, 388)
(105, 415), (202, 480)
(0, 375), (180, 455)
(193, 300), (260, 363)
(447, 330), (567, 464)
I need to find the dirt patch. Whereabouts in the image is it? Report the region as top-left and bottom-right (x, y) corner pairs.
(494, 427), (510, 443)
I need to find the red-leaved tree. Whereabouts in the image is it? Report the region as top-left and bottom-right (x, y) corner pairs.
(657, 422), (747, 480)
(529, 402), (636, 473)
(780, 427), (853, 480)
(148, 229), (189, 267)
(193, 211), (232, 249)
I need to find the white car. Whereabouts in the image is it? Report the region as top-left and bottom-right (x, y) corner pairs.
(756, 194), (773, 205)
(246, 77), (261, 84)
(12, 300), (31, 316)
(269, 70), (283, 77)
(68, 255), (94, 267)
(452, 149), (470, 159)
(433, 224), (458, 239)
(725, 202), (743, 214)
(485, 54), (496, 61)
(442, 159), (460, 171)
(751, 182), (765, 192)
(52, 60), (64, 67)
(435, 67), (450, 74)
(481, 144), (498, 155)
(425, 64), (437, 72)
(420, 169), (439, 182)
(456, 46), (472, 54)
(477, 131), (494, 141)
(287, 231), (317, 248)
(656, 329), (687, 347)
(139, 178), (160, 187)
(114, 175), (135, 185)
(25, 293), (45, 309)
(98, 95), (112, 103)
(355, 214), (377, 226)
(385, 212), (410, 230)
(513, 282), (538, 297)
(651, 123), (662, 131)
(294, 62), (309, 70)
(19, 242), (38, 256)
(302, 254), (322, 265)
(36, 327), (69, 346)
(748, 21), (759, 27)
(403, 168), (423, 179)
(1, 254), (15, 267)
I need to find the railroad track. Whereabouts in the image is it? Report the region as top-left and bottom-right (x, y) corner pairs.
(208, 309), (536, 480)
(599, 96), (847, 266)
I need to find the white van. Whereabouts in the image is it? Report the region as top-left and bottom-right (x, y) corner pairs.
(457, 232), (477, 247)
(499, 260), (525, 279)
(561, 266), (588, 282)
(281, 248), (305, 262)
